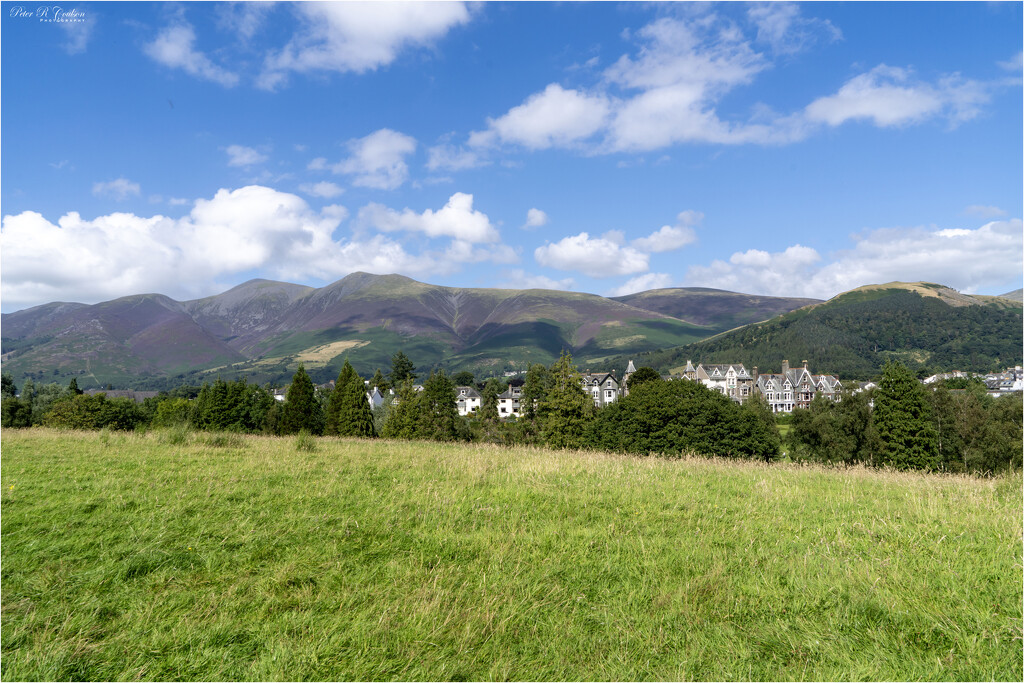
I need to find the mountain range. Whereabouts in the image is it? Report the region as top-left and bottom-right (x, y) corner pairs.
(2, 275), (1020, 389)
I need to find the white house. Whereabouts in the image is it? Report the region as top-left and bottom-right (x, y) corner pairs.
(455, 386), (482, 416)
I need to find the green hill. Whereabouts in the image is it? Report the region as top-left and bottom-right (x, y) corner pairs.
(618, 282), (1023, 380)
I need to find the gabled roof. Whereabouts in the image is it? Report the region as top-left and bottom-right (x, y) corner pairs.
(455, 386), (481, 398)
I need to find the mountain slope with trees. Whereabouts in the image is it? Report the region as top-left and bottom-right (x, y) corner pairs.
(620, 283), (1023, 380)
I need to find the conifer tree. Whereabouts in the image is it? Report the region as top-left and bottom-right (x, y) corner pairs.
(369, 368), (390, 394)
(521, 363), (553, 420)
(419, 370), (460, 440)
(380, 378), (419, 439)
(281, 364), (322, 435)
(480, 378), (502, 421)
(874, 361), (939, 470)
(540, 351), (592, 449)
(389, 351), (417, 386)
(339, 362), (375, 437)
(324, 361), (355, 435)
(67, 377), (83, 395)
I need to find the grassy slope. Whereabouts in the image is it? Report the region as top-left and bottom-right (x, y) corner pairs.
(2, 430), (1020, 681)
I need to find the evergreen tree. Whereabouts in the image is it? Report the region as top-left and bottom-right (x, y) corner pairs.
(336, 361), (375, 437)
(540, 351), (592, 449)
(281, 364), (322, 435)
(1, 373), (17, 399)
(389, 351), (417, 386)
(418, 370), (461, 440)
(480, 378), (502, 422)
(369, 368), (390, 394)
(324, 362), (355, 435)
(67, 377), (83, 395)
(520, 363), (553, 420)
(380, 379), (419, 439)
(874, 361), (939, 470)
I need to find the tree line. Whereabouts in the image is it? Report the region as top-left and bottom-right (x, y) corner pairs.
(787, 361), (1021, 475)
(2, 354), (1019, 475)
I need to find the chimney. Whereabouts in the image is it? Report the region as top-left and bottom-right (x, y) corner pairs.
(782, 360), (790, 375)
(752, 366), (759, 383)
(803, 360), (808, 370)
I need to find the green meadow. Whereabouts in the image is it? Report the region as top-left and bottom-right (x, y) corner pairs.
(2, 429), (1020, 681)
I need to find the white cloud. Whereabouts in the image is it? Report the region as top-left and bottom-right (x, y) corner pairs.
(685, 220), (1023, 298)
(499, 269), (575, 291)
(747, 2), (841, 55)
(608, 272), (674, 297)
(470, 84), (612, 150)
(307, 157), (328, 171)
(452, 9), (997, 156)
(630, 210), (701, 252)
(999, 51), (1023, 72)
(534, 232), (649, 278)
(333, 129), (417, 190)
(59, 12), (96, 54)
(426, 143), (487, 172)
(259, 1), (471, 89)
(523, 208), (548, 230)
(0, 185), (516, 310)
(299, 181), (345, 199)
(92, 178), (141, 201)
(357, 192), (500, 243)
(804, 65), (989, 128)
(963, 205), (1007, 219)
(144, 23), (239, 87)
(225, 145), (268, 167)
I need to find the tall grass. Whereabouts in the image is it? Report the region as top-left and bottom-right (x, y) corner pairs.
(2, 429), (1020, 681)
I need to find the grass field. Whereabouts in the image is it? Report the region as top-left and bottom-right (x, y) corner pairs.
(2, 429), (1021, 681)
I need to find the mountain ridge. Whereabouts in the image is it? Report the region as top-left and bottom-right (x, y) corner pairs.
(3, 275), (1019, 388)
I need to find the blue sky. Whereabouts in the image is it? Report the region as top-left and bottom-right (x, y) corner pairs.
(2, 1), (1021, 313)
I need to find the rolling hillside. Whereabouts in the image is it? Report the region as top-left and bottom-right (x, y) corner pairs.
(618, 282), (1023, 380)
(5, 273), (763, 388)
(613, 287), (821, 331)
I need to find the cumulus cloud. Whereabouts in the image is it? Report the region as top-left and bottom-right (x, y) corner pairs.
(144, 23), (239, 87)
(299, 181), (345, 199)
(469, 84), (612, 150)
(332, 129), (417, 190)
(534, 232), (649, 278)
(685, 220), (1023, 298)
(259, 1), (471, 89)
(630, 210), (701, 252)
(452, 8), (997, 156)
(225, 145), (268, 167)
(523, 208), (548, 230)
(92, 178), (141, 201)
(0, 185), (517, 310)
(357, 192), (500, 243)
(608, 272), (674, 297)
(804, 65), (989, 128)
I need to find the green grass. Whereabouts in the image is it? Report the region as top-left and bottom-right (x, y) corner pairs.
(2, 429), (1021, 681)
